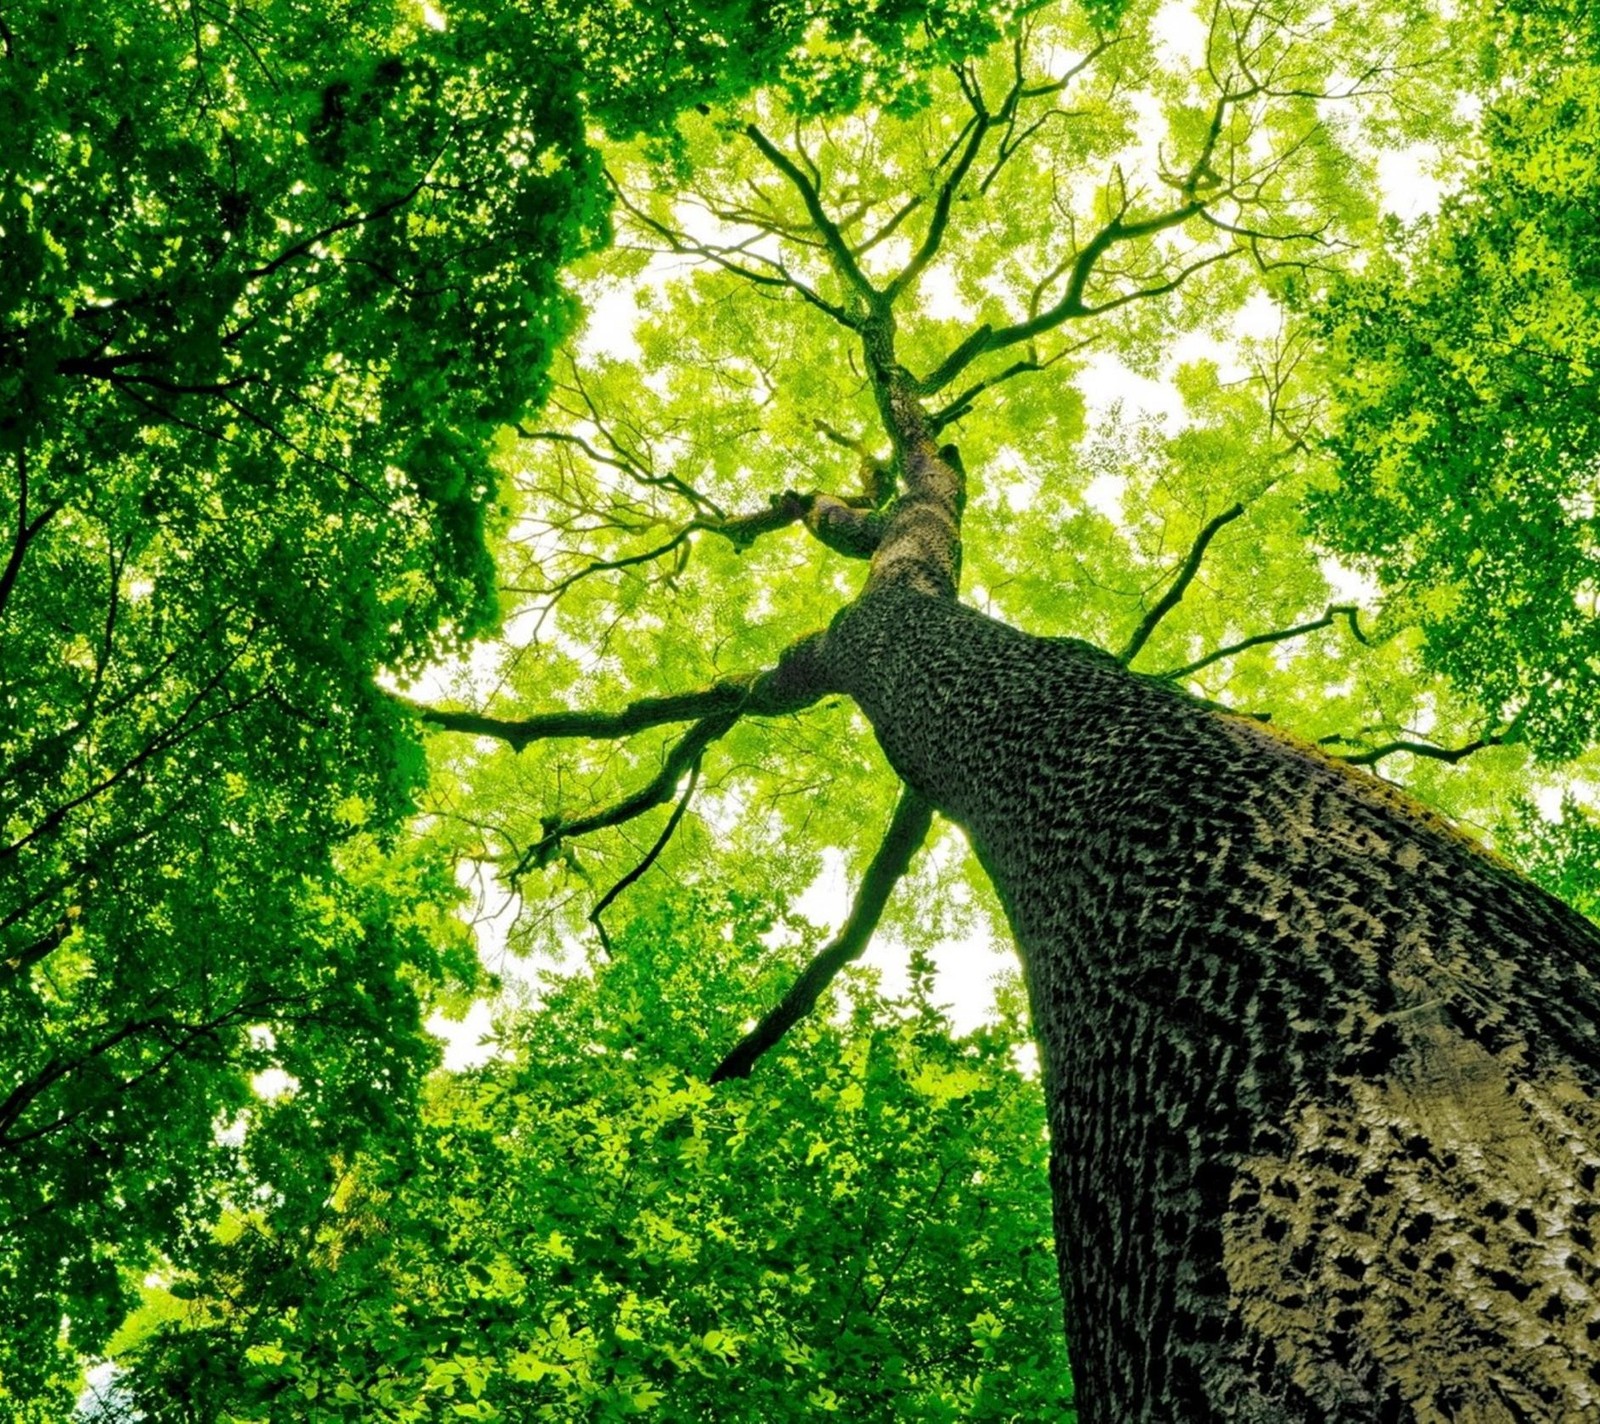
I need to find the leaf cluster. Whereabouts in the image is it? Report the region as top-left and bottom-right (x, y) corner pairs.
(114, 887), (1072, 1422)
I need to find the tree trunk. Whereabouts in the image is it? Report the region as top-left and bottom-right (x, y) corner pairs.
(824, 583), (1600, 1423)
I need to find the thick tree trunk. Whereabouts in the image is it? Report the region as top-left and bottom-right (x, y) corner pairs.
(824, 584), (1600, 1423)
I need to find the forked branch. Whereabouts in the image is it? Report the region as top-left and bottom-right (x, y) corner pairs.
(1324, 691), (1537, 767)
(883, 97), (989, 304)
(1, 450), (62, 623)
(511, 711), (739, 881)
(606, 175), (858, 330)
(710, 786), (934, 1083)
(518, 410), (722, 520)
(926, 341), (1088, 433)
(506, 473), (891, 612)
(744, 123), (881, 310)
(912, 196), (1208, 396)
(405, 625), (835, 752)
(589, 760), (702, 956)
(409, 633), (837, 886)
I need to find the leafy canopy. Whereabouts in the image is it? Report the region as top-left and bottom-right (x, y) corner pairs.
(1315, 0), (1600, 762)
(2, 0), (597, 1396)
(119, 894), (1070, 1422)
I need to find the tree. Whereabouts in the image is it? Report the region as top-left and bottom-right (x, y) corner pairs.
(0, 0), (590, 1398)
(16, 0), (1600, 1417)
(390, 0), (1600, 1417)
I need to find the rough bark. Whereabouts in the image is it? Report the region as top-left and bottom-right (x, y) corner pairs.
(820, 583), (1600, 1423)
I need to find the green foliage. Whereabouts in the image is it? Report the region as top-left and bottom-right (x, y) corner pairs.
(118, 888), (1071, 1421)
(1, 817), (481, 1410)
(1314, 0), (1600, 760)
(2, 0), (603, 653)
(0, 0), (1046, 1403)
(1494, 795), (1600, 925)
(545, 0), (1026, 135)
(1, 0), (601, 1397)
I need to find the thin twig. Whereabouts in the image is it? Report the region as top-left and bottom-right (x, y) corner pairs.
(1157, 604), (1367, 680)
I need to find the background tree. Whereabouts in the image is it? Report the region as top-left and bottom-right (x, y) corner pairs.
(0, 0), (584, 1398)
(1314, 0), (1600, 763)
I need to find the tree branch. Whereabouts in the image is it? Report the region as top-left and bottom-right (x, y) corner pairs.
(744, 123), (880, 309)
(409, 630), (835, 757)
(714, 489), (886, 559)
(925, 340), (1089, 432)
(709, 786), (934, 1083)
(525, 526), (698, 605)
(1074, 246), (1240, 320)
(1157, 604), (1368, 680)
(883, 94), (989, 304)
(502, 484), (887, 612)
(511, 712), (738, 881)
(0, 994), (288, 1144)
(0, 449), (61, 622)
(239, 165), (437, 283)
(907, 27), (1349, 403)
(811, 419), (882, 465)
(404, 680), (759, 751)
(912, 197), (1206, 396)
(800, 494), (889, 559)
(977, 32), (1117, 197)
(5, 915), (75, 979)
(588, 760), (701, 957)
(517, 419), (722, 520)
(1333, 734), (1503, 768)
(1119, 503), (1246, 665)
(487, 626), (839, 883)
(607, 174), (859, 330)
(849, 189), (927, 262)
(0, 642), (263, 863)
